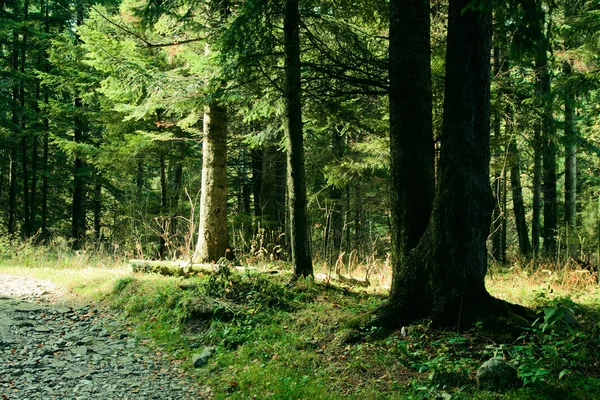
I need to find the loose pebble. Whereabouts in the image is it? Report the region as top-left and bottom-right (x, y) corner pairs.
(0, 273), (205, 399)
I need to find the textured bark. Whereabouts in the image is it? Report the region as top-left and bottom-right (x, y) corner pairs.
(72, 3), (86, 250)
(509, 138), (531, 256)
(491, 45), (503, 262)
(40, 0), (50, 237)
(388, 0), (435, 261)
(93, 174), (102, 241)
(382, 0), (509, 328)
(284, 0), (313, 277)
(169, 135), (185, 240)
(250, 148), (262, 219)
(193, 103), (230, 263)
(540, 67), (557, 257)
(563, 64), (577, 242)
(158, 154), (168, 259)
(325, 127), (344, 265)
(20, 0), (31, 237)
(260, 145), (286, 236)
(8, 23), (19, 235)
(72, 96), (87, 250)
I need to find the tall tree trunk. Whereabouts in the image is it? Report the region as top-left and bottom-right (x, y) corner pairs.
(193, 103), (230, 262)
(251, 147), (262, 220)
(20, 0), (31, 237)
(9, 29), (19, 235)
(94, 172), (102, 241)
(40, 0), (50, 238)
(169, 135), (185, 244)
(283, 0), (312, 277)
(563, 66), (577, 242)
(136, 159), (144, 195)
(41, 121), (49, 237)
(509, 138), (531, 256)
(491, 45), (503, 262)
(158, 154), (168, 259)
(325, 126), (344, 265)
(388, 0), (435, 262)
(381, 0), (515, 328)
(72, 3), (86, 249)
(72, 96), (87, 249)
(540, 59), (557, 258)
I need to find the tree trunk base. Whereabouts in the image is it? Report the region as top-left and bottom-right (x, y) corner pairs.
(368, 294), (534, 333)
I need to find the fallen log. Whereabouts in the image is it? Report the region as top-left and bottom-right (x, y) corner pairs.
(128, 259), (289, 277)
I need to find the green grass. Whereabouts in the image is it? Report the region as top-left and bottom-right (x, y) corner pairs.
(1, 244), (599, 399)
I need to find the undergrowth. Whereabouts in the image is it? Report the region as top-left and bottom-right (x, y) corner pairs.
(1, 243), (599, 399)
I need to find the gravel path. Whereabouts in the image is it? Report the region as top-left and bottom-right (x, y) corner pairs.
(0, 273), (208, 399)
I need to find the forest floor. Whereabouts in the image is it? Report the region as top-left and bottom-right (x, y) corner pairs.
(0, 248), (599, 399)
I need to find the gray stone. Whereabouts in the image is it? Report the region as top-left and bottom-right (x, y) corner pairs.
(71, 346), (88, 356)
(476, 357), (518, 392)
(192, 346), (215, 367)
(14, 303), (46, 312)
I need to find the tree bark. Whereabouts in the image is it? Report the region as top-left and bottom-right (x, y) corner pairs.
(509, 138), (531, 256)
(388, 0), (435, 261)
(72, 96), (87, 249)
(158, 154), (168, 259)
(193, 103), (230, 263)
(72, 3), (86, 250)
(93, 172), (102, 241)
(325, 126), (344, 265)
(8, 28), (19, 235)
(20, 0), (31, 238)
(563, 61), (577, 251)
(283, 0), (313, 277)
(382, 0), (514, 328)
(260, 144), (286, 240)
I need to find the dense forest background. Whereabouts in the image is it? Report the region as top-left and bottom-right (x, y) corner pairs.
(1, 0), (599, 273)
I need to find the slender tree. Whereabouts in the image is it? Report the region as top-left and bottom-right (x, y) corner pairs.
(284, 0), (312, 277)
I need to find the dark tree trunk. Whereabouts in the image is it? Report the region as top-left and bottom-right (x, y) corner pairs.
(94, 173), (102, 241)
(381, 0), (512, 328)
(72, 97), (87, 249)
(158, 154), (168, 259)
(509, 138), (531, 256)
(169, 135), (185, 242)
(491, 45), (503, 262)
(325, 126), (344, 265)
(260, 145), (286, 233)
(251, 148), (262, 220)
(563, 65), (577, 245)
(532, 118), (542, 255)
(388, 0), (435, 261)
(540, 65), (557, 258)
(136, 160), (144, 195)
(283, 0), (312, 277)
(9, 28), (19, 235)
(72, 4), (86, 250)
(20, 0), (31, 237)
(40, 0), (50, 238)
(41, 123), (48, 236)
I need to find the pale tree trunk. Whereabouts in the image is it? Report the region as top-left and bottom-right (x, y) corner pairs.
(194, 103), (230, 262)
(284, 0), (312, 277)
